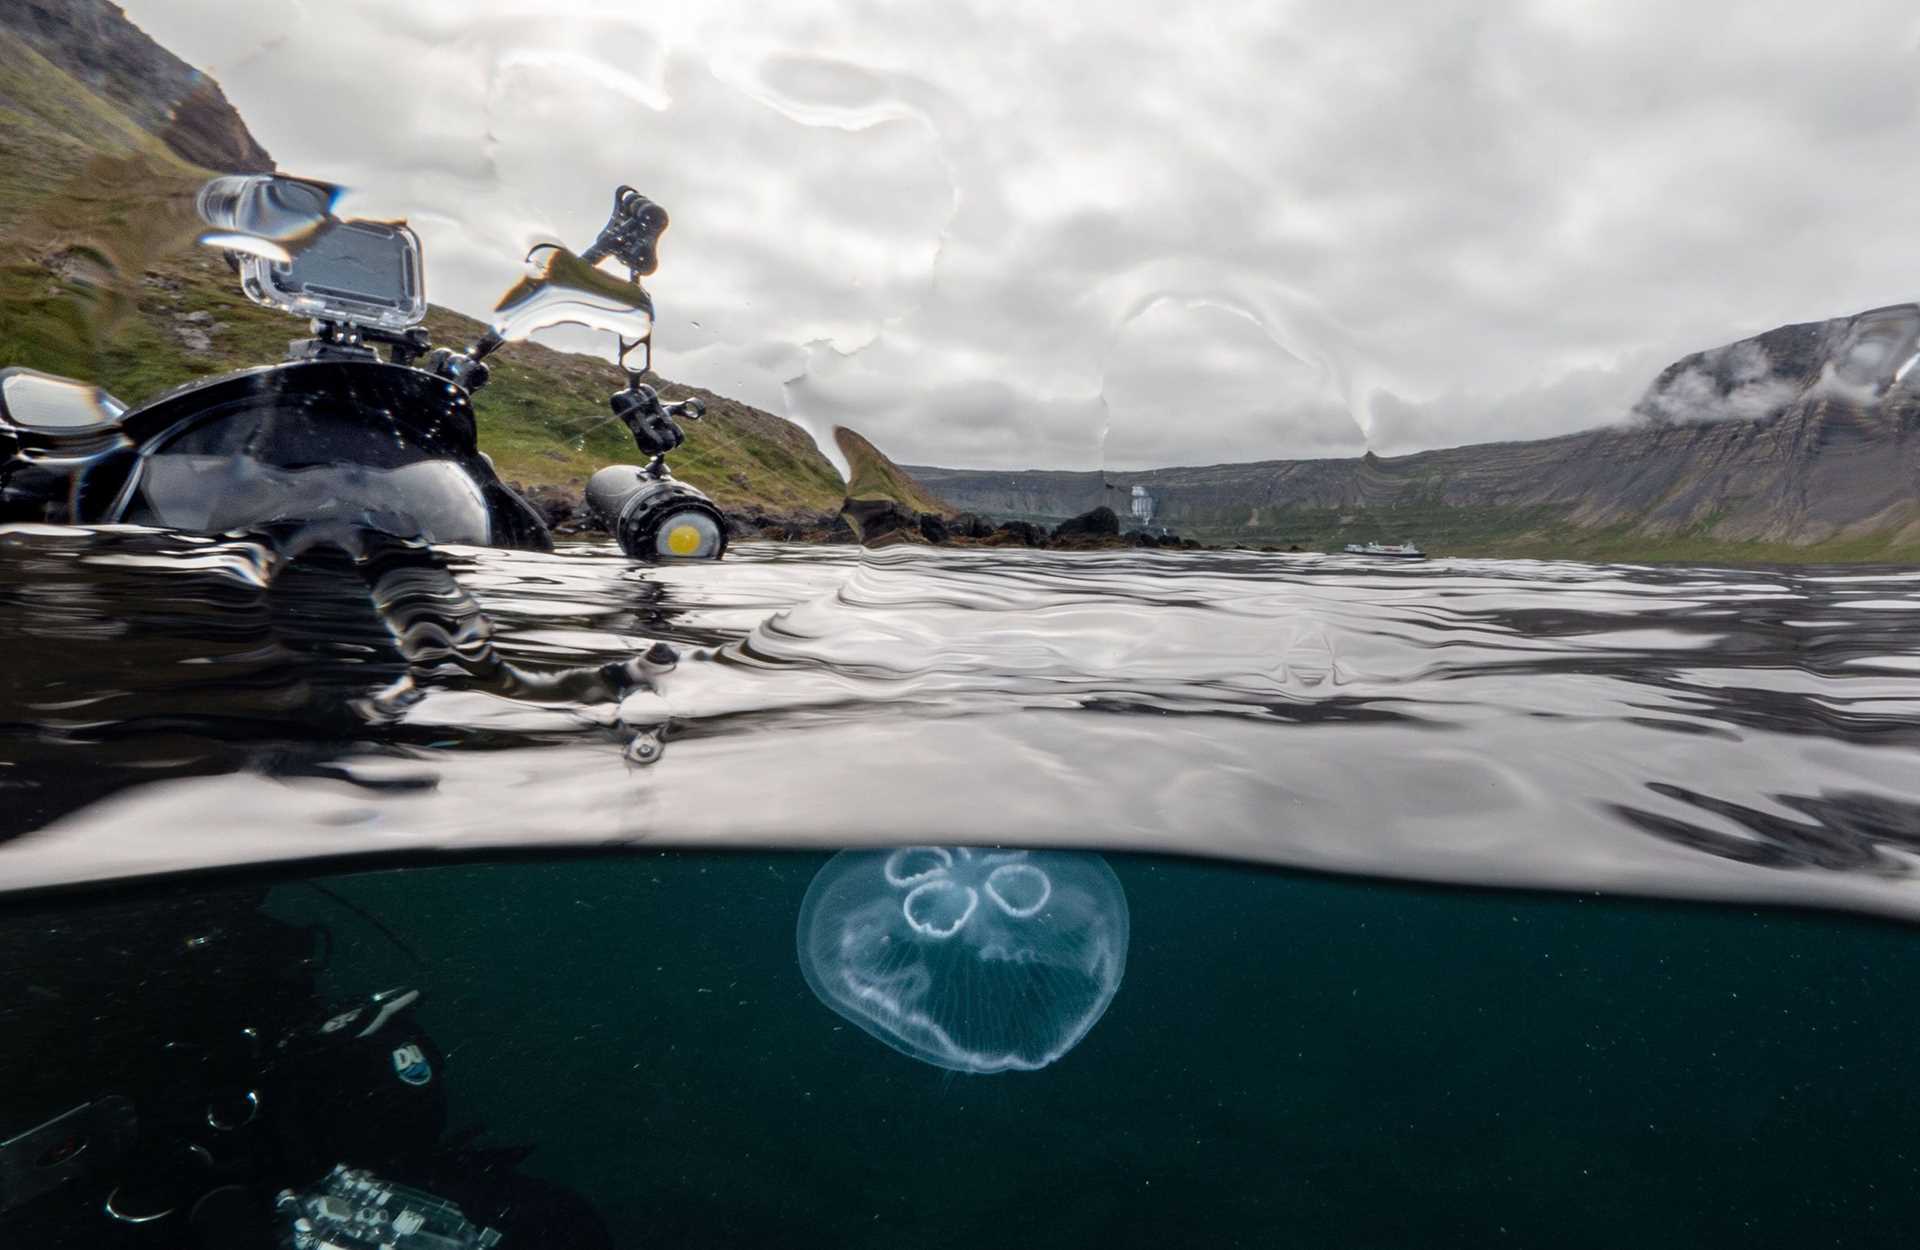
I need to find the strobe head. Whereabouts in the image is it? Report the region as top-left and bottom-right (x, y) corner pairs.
(586, 464), (727, 561)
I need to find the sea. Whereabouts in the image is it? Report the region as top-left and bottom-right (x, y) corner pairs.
(6, 528), (1920, 1247)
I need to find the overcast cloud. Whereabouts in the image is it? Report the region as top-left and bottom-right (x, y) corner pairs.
(123, 0), (1920, 470)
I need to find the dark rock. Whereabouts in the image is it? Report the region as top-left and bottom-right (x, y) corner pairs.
(789, 516), (837, 541)
(840, 497), (919, 544)
(917, 512), (950, 544)
(43, 248), (110, 287)
(1051, 506), (1120, 540)
(744, 511), (839, 542)
(992, 520), (1045, 546)
(508, 481), (590, 533)
(160, 79), (274, 174)
(953, 513), (996, 539)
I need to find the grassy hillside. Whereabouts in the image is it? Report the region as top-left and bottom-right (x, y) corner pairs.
(1180, 502), (1920, 562)
(0, 33), (846, 516)
(835, 426), (951, 514)
(0, 30), (179, 216)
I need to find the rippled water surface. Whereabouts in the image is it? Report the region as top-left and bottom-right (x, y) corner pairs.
(13, 529), (1920, 1247)
(7, 527), (1920, 921)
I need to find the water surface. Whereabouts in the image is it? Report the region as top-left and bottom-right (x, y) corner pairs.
(9, 532), (1920, 1245)
(6, 529), (1920, 923)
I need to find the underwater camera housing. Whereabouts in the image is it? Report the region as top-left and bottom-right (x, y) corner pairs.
(0, 175), (728, 560)
(197, 175), (426, 332)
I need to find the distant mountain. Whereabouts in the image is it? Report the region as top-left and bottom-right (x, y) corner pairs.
(909, 306), (1920, 560)
(0, 0), (272, 173)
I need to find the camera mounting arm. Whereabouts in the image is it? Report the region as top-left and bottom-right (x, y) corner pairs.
(611, 381), (704, 478)
(581, 186), (669, 279)
(451, 186), (669, 386)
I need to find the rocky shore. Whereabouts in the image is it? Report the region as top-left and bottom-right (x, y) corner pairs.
(509, 483), (1214, 552)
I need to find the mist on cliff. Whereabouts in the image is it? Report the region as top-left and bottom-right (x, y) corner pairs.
(1632, 342), (1804, 427)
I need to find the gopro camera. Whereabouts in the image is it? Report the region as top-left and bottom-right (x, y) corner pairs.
(198, 174), (427, 331)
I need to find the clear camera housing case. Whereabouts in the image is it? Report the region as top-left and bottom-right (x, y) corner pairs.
(238, 218), (428, 331)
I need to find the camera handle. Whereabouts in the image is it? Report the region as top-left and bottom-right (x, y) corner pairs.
(610, 381), (704, 476)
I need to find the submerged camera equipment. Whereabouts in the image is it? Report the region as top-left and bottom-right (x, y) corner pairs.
(586, 381), (727, 560)
(197, 174), (427, 333)
(0, 175), (729, 560)
(276, 1165), (501, 1249)
(0, 884), (612, 1248)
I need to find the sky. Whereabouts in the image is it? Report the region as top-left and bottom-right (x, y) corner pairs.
(124, 0), (1920, 471)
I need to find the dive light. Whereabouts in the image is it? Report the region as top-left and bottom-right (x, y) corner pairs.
(586, 464), (728, 561)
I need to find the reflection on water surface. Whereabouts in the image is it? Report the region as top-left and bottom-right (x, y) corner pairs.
(9, 533), (1920, 1244)
(8, 531), (1920, 923)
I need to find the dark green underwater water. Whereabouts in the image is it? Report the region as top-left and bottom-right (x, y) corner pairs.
(274, 852), (1920, 1250)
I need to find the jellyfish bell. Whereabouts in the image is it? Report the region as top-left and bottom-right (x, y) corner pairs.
(797, 847), (1129, 1074)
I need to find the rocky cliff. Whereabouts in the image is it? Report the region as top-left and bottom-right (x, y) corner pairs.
(0, 0), (272, 173)
(910, 306), (1920, 559)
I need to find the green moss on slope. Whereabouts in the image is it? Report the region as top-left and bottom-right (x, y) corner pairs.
(0, 40), (847, 515)
(835, 426), (951, 513)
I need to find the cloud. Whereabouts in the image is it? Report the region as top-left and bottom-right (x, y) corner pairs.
(123, 0), (1920, 469)
(1632, 341), (1805, 425)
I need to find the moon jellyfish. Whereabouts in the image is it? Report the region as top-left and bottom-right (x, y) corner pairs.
(797, 847), (1129, 1073)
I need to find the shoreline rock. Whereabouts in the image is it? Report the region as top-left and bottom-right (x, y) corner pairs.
(511, 481), (1215, 552)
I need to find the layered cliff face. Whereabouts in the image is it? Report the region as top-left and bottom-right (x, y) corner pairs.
(0, 0), (272, 173)
(910, 306), (1920, 558)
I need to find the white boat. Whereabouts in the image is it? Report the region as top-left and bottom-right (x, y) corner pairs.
(1343, 541), (1426, 559)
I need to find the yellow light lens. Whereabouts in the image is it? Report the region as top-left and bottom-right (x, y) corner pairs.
(650, 507), (722, 559)
(665, 523), (704, 556)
